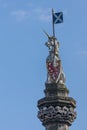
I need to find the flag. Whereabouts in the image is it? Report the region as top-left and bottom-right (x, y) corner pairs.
(53, 12), (63, 24)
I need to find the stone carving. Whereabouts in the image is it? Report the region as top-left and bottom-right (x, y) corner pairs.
(38, 105), (76, 126)
(45, 33), (65, 84)
(45, 36), (59, 56)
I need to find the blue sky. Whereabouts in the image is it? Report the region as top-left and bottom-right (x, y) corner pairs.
(0, 0), (87, 130)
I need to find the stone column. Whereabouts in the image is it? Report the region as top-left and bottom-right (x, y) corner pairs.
(37, 83), (76, 130)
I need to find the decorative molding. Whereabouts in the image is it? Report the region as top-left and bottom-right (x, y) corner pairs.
(38, 96), (76, 108)
(38, 105), (76, 126)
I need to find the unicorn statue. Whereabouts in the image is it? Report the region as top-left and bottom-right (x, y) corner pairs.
(44, 31), (65, 84)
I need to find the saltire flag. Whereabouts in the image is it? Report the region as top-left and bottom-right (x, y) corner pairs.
(53, 12), (63, 24)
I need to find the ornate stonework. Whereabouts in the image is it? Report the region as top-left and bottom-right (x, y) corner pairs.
(38, 105), (76, 126)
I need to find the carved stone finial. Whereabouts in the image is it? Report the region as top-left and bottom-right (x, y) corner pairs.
(45, 35), (65, 84)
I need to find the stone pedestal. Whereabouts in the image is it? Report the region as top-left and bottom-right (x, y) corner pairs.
(37, 83), (76, 130)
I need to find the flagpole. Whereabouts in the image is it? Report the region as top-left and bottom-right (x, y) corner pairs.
(52, 9), (55, 37)
(52, 8), (55, 55)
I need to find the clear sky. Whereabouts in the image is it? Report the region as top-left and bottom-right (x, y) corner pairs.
(0, 0), (87, 130)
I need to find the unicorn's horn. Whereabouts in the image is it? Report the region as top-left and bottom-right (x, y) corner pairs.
(43, 30), (50, 38)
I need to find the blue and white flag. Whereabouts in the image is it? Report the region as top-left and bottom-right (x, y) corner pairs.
(53, 12), (63, 24)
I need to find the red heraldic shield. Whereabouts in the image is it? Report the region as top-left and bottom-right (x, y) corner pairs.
(47, 60), (61, 82)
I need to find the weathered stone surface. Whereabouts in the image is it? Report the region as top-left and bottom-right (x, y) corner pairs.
(37, 83), (77, 127)
(38, 96), (76, 108)
(38, 105), (76, 126)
